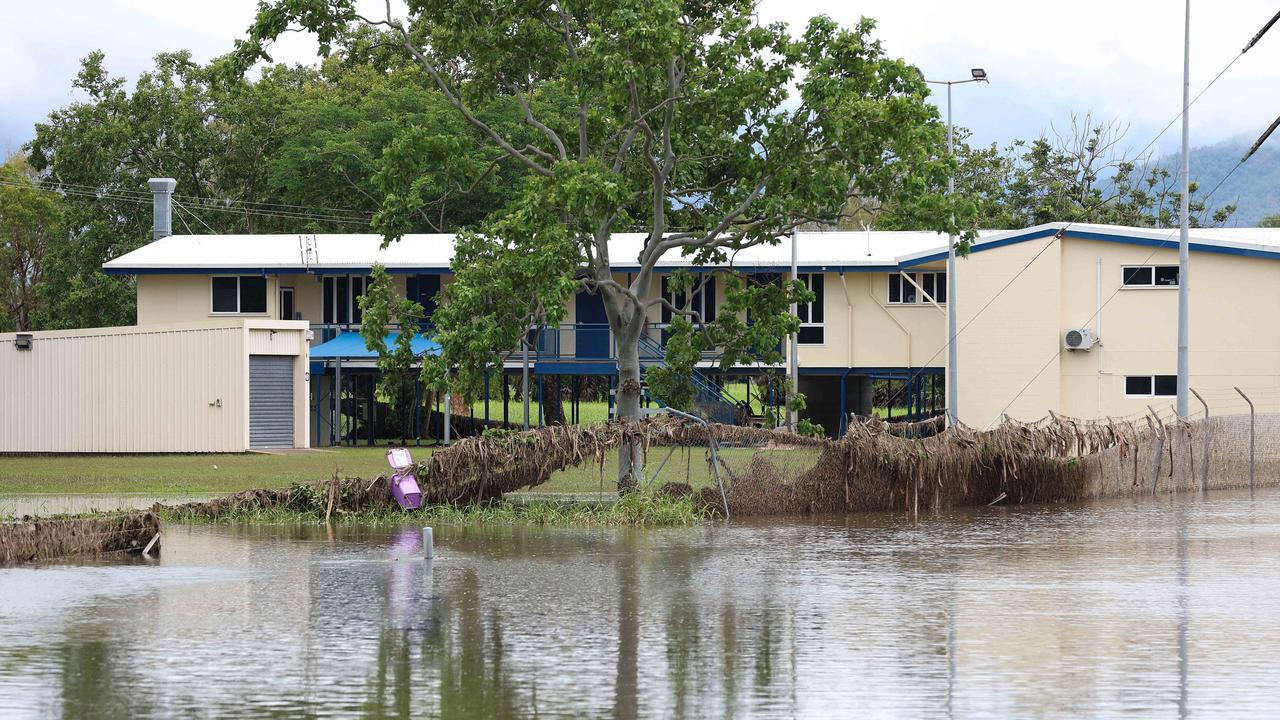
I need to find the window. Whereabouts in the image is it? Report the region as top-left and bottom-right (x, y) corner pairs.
(660, 274), (717, 324)
(1125, 374), (1178, 397)
(796, 273), (824, 344)
(888, 272), (946, 304)
(322, 275), (369, 324)
(211, 276), (267, 314)
(1122, 265), (1179, 287)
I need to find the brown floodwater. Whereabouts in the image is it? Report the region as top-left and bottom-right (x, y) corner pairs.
(2, 487), (1280, 718)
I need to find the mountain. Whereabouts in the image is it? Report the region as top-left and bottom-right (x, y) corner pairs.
(1155, 136), (1280, 227)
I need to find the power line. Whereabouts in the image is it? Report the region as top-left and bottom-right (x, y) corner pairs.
(987, 157), (1251, 427)
(23, 177), (376, 221)
(172, 198), (216, 234)
(881, 34), (1263, 418)
(0, 179), (376, 227)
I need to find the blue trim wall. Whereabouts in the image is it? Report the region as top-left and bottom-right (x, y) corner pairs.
(900, 227), (1280, 267)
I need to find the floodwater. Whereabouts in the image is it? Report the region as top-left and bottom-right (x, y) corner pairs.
(3, 490), (1280, 718)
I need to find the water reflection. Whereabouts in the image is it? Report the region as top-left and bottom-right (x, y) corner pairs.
(2, 489), (1280, 717)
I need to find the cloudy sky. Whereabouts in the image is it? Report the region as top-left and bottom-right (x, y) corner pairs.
(3, 0), (1279, 159)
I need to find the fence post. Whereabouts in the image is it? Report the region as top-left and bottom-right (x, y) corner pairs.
(1148, 405), (1166, 495)
(1190, 388), (1209, 492)
(660, 407), (730, 520)
(1235, 387), (1255, 490)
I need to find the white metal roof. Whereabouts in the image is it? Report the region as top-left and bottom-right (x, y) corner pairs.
(103, 223), (1280, 274)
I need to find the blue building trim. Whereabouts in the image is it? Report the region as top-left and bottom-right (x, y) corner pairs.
(900, 227), (1280, 268)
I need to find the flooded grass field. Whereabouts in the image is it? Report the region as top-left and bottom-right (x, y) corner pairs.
(3, 488), (1280, 718)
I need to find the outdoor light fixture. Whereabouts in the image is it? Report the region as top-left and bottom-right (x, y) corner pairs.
(14, 334), (32, 351)
(970, 68), (987, 81)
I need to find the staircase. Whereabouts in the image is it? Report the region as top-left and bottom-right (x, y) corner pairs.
(637, 334), (742, 424)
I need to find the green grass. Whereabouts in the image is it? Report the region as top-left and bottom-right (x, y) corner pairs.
(0, 447), (397, 496)
(0, 441), (819, 498)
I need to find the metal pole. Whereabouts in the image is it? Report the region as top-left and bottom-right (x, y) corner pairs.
(522, 336), (530, 431)
(1235, 386), (1255, 489)
(788, 233), (799, 431)
(1176, 0), (1192, 419)
(945, 81), (959, 428)
(662, 407), (730, 520)
(334, 356), (342, 446)
(443, 370), (451, 445)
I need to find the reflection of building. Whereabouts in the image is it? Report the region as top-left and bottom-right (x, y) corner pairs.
(8, 175), (1280, 450)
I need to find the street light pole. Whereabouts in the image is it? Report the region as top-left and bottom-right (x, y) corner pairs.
(923, 68), (988, 427)
(1176, 0), (1191, 419)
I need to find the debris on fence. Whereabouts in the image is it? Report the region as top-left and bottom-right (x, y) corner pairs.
(0, 510), (161, 566)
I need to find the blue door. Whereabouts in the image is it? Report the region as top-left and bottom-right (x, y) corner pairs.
(575, 292), (610, 359)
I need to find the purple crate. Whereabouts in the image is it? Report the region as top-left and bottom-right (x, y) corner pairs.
(387, 449), (424, 509)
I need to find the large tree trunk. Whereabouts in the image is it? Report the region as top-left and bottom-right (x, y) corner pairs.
(605, 285), (646, 494)
(541, 375), (566, 425)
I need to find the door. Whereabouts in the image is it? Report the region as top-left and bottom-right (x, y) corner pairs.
(575, 292), (610, 359)
(279, 287), (295, 321)
(249, 355), (295, 448)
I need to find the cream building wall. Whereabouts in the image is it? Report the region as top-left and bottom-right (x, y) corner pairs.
(0, 320), (309, 452)
(953, 234), (1064, 429)
(1057, 238), (1280, 420)
(954, 234), (1280, 428)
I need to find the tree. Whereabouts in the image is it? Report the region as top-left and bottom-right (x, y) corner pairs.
(359, 265), (425, 443)
(239, 1), (962, 491)
(0, 155), (62, 332)
(1260, 213), (1280, 228)
(880, 115), (1236, 231)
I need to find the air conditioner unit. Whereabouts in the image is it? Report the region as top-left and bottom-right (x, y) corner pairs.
(1063, 327), (1096, 351)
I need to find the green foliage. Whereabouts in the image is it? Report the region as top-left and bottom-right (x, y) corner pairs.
(796, 419), (826, 438)
(880, 115), (1237, 231)
(358, 265), (425, 440)
(237, 0), (963, 441)
(0, 156), (63, 332)
(1260, 213), (1280, 228)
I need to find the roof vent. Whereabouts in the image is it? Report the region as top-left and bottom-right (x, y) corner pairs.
(148, 178), (177, 240)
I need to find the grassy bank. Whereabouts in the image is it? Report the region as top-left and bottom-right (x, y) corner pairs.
(0, 444), (808, 497)
(160, 488), (710, 527)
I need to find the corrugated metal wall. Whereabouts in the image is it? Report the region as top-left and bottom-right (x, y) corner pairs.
(249, 355), (295, 448)
(0, 321), (307, 453)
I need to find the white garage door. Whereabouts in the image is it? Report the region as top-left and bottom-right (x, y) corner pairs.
(249, 355), (294, 448)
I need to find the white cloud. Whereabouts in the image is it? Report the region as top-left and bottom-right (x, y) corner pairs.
(3, 0), (1278, 160)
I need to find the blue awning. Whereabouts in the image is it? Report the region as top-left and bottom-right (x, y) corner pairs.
(309, 331), (440, 361)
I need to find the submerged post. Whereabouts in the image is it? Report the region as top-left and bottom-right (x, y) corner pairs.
(1235, 387), (1255, 489)
(1190, 388), (1209, 492)
(422, 527), (433, 559)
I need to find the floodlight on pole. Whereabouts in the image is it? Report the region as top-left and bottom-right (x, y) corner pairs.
(920, 68), (991, 427)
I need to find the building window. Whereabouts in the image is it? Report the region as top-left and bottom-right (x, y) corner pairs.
(1125, 375), (1178, 397)
(796, 272), (824, 344)
(1122, 265), (1179, 287)
(322, 275), (369, 325)
(888, 272), (946, 304)
(211, 276), (267, 314)
(660, 274), (717, 324)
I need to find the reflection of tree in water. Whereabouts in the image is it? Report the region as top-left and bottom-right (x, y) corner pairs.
(427, 569), (523, 719)
(361, 628), (414, 719)
(356, 563), (524, 719)
(613, 547), (639, 720)
(59, 638), (148, 719)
